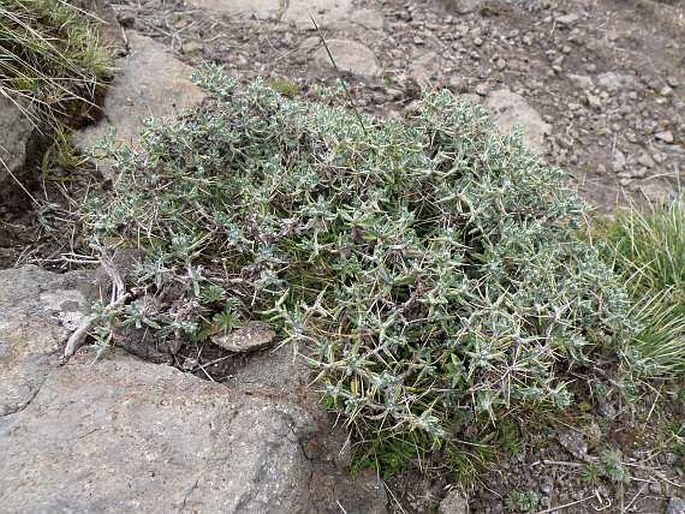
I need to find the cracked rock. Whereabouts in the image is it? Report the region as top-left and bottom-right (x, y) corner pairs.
(0, 267), (387, 513)
(0, 344), (388, 513)
(0, 265), (92, 417)
(0, 351), (313, 513)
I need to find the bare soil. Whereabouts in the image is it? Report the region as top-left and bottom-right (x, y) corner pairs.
(110, 0), (685, 210)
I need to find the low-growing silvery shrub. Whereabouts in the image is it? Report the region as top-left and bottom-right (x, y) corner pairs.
(86, 65), (635, 465)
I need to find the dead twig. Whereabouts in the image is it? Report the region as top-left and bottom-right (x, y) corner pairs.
(63, 252), (128, 359)
(533, 495), (595, 514)
(309, 13), (367, 136)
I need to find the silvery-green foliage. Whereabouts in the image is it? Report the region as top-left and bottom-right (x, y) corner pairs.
(86, 64), (634, 448)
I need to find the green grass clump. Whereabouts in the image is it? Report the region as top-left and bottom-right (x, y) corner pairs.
(602, 198), (684, 293)
(85, 65), (637, 472)
(598, 198), (685, 376)
(0, 0), (114, 128)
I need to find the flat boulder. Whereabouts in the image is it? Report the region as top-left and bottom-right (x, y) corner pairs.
(185, 0), (281, 18)
(74, 32), (205, 169)
(485, 89), (551, 155)
(284, 0), (357, 28)
(0, 351), (315, 512)
(0, 266), (387, 513)
(0, 96), (34, 193)
(313, 39), (381, 76)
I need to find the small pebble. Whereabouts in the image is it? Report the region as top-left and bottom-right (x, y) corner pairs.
(612, 150), (626, 172)
(556, 13), (580, 26)
(637, 153), (655, 168)
(655, 131), (674, 144)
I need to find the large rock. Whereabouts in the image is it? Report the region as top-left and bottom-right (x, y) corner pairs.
(0, 265), (388, 513)
(184, 0), (383, 29)
(313, 39), (381, 76)
(75, 32), (205, 165)
(185, 0), (281, 18)
(485, 89), (551, 155)
(0, 352), (314, 513)
(0, 266), (91, 416)
(284, 0), (376, 29)
(596, 71), (636, 93)
(0, 96), (33, 191)
(440, 0), (487, 14)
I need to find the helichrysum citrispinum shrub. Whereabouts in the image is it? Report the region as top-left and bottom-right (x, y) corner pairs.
(87, 65), (635, 462)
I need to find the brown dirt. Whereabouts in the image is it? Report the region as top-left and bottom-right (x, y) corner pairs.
(108, 0), (684, 210)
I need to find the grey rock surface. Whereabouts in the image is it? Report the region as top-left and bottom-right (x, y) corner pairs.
(0, 265), (92, 417)
(313, 39), (381, 76)
(185, 0), (281, 18)
(183, 0), (384, 29)
(0, 351), (313, 513)
(74, 32), (205, 167)
(439, 489), (470, 514)
(0, 96), (33, 191)
(440, 0), (486, 14)
(485, 89), (551, 155)
(667, 498), (685, 514)
(596, 71), (636, 93)
(0, 266), (387, 514)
